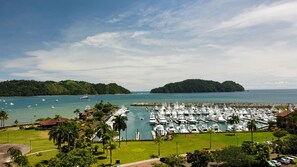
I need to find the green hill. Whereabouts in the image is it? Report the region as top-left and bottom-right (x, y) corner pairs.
(150, 79), (244, 93)
(0, 80), (131, 96)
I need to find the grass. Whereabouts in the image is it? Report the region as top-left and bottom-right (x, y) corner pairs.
(92, 131), (274, 166)
(0, 129), (274, 166)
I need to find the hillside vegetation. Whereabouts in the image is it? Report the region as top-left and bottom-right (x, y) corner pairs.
(0, 80), (130, 96)
(150, 79), (244, 93)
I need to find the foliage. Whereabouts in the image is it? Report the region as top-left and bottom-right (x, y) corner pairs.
(43, 148), (97, 167)
(0, 80), (130, 96)
(227, 114), (240, 135)
(273, 130), (288, 140)
(215, 146), (256, 167)
(247, 119), (257, 142)
(96, 121), (112, 149)
(186, 150), (213, 167)
(0, 110), (9, 128)
(158, 154), (185, 167)
(7, 147), (30, 167)
(112, 115), (127, 147)
(154, 136), (164, 157)
(150, 79), (244, 93)
(48, 122), (79, 151)
(282, 135), (297, 154)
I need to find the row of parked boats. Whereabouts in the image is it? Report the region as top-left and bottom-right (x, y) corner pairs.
(149, 102), (278, 137)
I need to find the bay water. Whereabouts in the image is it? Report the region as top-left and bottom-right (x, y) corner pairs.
(1, 89), (297, 139)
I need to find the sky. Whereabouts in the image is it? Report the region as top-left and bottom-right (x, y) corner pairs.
(1, 0), (297, 91)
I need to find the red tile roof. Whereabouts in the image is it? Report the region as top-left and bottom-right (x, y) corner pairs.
(277, 111), (291, 117)
(39, 117), (68, 126)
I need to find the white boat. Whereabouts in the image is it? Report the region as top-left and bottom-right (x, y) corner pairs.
(42, 99), (46, 102)
(212, 123), (221, 132)
(188, 115), (197, 124)
(178, 115), (186, 124)
(51, 105), (55, 109)
(188, 125), (199, 133)
(166, 122), (177, 133)
(80, 95), (89, 99)
(55, 99), (59, 102)
(154, 124), (167, 136)
(158, 114), (167, 124)
(177, 124), (189, 133)
(10, 102), (14, 106)
(199, 124), (209, 133)
(149, 112), (157, 124)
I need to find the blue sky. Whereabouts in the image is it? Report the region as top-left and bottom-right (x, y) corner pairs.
(1, 0), (297, 91)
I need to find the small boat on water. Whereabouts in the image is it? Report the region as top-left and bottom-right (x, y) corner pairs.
(149, 112), (157, 124)
(199, 124), (209, 133)
(177, 124), (189, 133)
(188, 125), (199, 133)
(10, 102), (14, 106)
(55, 99), (59, 102)
(166, 121), (177, 133)
(154, 124), (167, 136)
(80, 95), (89, 99)
(212, 123), (221, 132)
(42, 99), (46, 102)
(51, 105), (55, 109)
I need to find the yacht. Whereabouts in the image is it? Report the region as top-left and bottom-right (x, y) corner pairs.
(188, 115), (197, 124)
(158, 114), (167, 124)
(80, 95), (89, 99)
(188, 125), (199, 133)
(178, 115), (187, 124)
(177, 124), (189, 133)
(212, 124), (221, 132)
(166, 122), (177, 133)
(154, 124), (167, 136)
(199, 124), (209, 133)
(149, 112), (157, 124)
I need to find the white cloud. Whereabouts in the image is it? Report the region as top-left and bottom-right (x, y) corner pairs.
(215, 1), (297, 30)
(2, 0), (297, 90)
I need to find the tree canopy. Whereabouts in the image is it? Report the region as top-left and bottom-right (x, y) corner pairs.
(0, 80), (130, 96)
(150, 79), (244, 93)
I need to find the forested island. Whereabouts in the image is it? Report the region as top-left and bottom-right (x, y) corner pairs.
(0, 80), (131, 96)
(150, 79), (244, 93)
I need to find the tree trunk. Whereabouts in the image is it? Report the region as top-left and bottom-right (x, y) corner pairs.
(251, 129), (254, 142)
(118, 130), (121, 148)
(158, 142), (160, 156)
(110, 149), (112, 165)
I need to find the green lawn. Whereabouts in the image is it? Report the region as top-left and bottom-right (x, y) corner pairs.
(0, 129), (274, 166)
(92, 131), (274, 166)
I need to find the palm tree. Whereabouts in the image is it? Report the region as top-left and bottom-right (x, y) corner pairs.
(48, 125), (66, 151)
(73, 109), (80, 120)
(154, 136), (163, 157)
(112, 115), (127, 147)
(0, 110), (8, 128)
(14, 119), (19, 127)
(64, 122), (79, 148)
(96, 121), (112, 150)
(227, 114), (239, 135)
(247, 119), (257, 142)
(208, 127), (214, 150)
(104, 138), (116, 165)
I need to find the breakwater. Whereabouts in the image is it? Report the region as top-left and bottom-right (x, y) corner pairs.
(131, 102), (297, 108)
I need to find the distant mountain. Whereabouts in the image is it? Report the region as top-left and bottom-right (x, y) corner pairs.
(0, 80), (131, 96)
(150, 79), (244, 93)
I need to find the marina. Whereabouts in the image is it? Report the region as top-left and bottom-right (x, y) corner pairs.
(0, 89), (297, 140)
(148, 102), (279, 139)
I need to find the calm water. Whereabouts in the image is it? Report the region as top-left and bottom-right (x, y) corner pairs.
(1, 89), (297, 139)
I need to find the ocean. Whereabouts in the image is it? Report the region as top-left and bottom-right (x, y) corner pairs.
(1, 89), (297, 139)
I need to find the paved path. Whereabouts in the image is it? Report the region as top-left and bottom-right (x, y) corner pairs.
(0, 144), (30, 167)
(119, 158), (161, 167)
(26, 149), (57, 156)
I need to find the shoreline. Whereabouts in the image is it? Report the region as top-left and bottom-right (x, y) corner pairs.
(131, 102), (297, 108)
